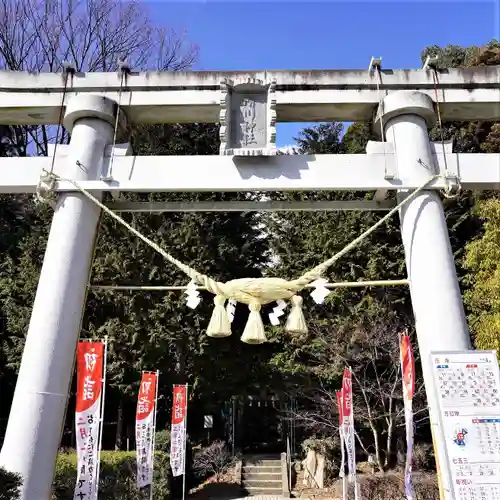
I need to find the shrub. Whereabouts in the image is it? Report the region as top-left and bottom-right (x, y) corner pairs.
(52, 451), (171, 500)
(356, 473), (439, 500)
(413, 473), (440, 500)
(412, 443), (436, 471)
(192, 441), (234, 481)
(0, 467), (22, 500)
(154, 430), (171, 453)
(358, 475), (402, 500)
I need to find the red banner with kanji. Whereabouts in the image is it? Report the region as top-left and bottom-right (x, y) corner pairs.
(336, 390), (346, 479)
(341, 367), (357, 489)
(74, 341), (105, 500)
(400, 334), (416, 500)
(400, 334), (416, 401)
(342, 367), (352, 420)
(136, 372), (158, 488)
(170, 385), (187, 477)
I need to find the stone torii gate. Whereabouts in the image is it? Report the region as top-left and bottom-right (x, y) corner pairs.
(0, 65), (499, 500)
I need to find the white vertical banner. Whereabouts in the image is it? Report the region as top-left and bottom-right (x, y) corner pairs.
(73, 340), (106, 500)
(336, 390), (348, 500)
(170, 384), (188, 478)
(400, 334), (416, 500)
(342, 367), (359, 500)
(136, 371), (159, 490)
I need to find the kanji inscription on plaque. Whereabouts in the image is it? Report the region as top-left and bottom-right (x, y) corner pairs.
(219, 78), (277, 156)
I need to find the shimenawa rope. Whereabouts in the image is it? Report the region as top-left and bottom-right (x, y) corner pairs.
(37, 168), (438, 344)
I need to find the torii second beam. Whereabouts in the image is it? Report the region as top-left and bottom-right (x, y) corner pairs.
(0, 150), (498, 194)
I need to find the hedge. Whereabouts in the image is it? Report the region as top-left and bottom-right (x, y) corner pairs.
(0, 467), (22, 500)
(355, 473), (440, 500)
(52, 451), (171, 500)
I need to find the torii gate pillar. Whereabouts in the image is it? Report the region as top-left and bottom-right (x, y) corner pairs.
(0, 95), (120, 500)
(376, 90), (471, 498)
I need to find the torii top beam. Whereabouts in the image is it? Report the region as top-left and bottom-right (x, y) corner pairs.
(0, 67), (499, 125)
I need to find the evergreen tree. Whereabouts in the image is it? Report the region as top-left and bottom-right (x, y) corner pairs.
(464, 200), (500, 358)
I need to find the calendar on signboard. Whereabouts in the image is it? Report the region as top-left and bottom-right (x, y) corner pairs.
(431, 350), (500, 500)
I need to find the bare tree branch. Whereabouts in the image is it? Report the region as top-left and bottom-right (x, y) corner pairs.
(0, 0), (198, 157)
(282, 317), (428, 471)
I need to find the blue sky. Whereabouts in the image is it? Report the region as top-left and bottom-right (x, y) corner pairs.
(145, 1), (497, 146)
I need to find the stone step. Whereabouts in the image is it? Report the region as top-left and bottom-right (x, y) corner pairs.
(243, 486), (283, 496)
(242, 472), (282, 481)
(243, 478), (281, 488)
(243, 459), (281, 467)
(240, 497), (284, 500)
(243, 465), (282, 474)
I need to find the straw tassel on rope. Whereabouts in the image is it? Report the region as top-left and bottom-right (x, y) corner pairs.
(285, 295), (308, 334)
(206, 295), (232, 338)
(240, 302), (267, 344)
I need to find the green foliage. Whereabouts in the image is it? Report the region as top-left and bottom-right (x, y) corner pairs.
(464, 199), (500, 358)
(265, 122), (410, 383)
(52, 451), (170, 500)
(421, 40), (500, 70)
(87, 124), (272, 424)
(342, 122), (376, 154)
(154, 430), (171, 453)
(295, 123), (346, 154)
(0, 467), (22, 500)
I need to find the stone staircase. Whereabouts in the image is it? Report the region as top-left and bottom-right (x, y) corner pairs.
(241, 455), (285, 496)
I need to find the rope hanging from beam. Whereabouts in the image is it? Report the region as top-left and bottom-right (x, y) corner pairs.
(37, 168), (438, 344)
(90, 280), (410, 291)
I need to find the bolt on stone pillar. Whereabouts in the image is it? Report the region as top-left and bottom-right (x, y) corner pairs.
(374, 90), (471, 500)
(0, 95), (124, 500)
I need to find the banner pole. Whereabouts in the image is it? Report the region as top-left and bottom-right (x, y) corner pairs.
(95, 336), (108, 497)
(182, 384), (188, 500)
(149, 370), (160, 500)
(341, 430), (347, 500)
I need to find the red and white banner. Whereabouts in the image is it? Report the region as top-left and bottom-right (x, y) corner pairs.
(74, 341), (106, 500)
(400, 334), (416, 500)
(342, 368), (357, 482)
(337, 390), (348, 500)
(170, 385), (188, 477)
(336, 391), (346, 479)
(136, 372), (158, 489)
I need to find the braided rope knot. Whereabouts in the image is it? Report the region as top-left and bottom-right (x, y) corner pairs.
(221, 277), (297, 304)
(36, 170), (58, 208)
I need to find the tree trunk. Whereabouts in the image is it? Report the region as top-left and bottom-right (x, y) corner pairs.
(385, 417), (394, 468)
(115, 402), (124, 451)
(175, 339), (185, 382)
(371, 425), (384, 473)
